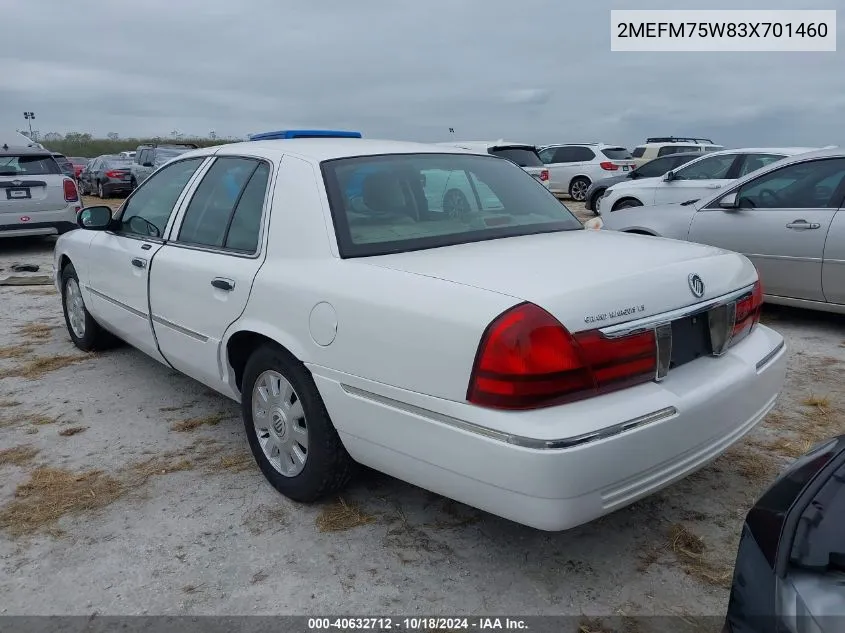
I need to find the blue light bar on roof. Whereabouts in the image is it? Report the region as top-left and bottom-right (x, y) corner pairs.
(248, 129), (362, 140)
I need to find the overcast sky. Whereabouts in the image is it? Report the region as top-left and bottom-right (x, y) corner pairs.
(1, 0), (842, 148)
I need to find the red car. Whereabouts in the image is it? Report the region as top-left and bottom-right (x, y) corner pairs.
(68, 157), (89, 179)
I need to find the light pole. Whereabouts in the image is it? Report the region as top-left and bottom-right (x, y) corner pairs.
(23, 112), (35, 138)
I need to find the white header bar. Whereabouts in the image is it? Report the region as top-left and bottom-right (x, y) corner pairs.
(611, 9), (836, 51)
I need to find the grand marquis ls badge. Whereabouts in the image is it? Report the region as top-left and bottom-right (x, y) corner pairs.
(688, 273), (705, 298)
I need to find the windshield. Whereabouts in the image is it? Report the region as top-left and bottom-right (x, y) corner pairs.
(488, 147), (544, 167)
(322, 153), (582, 258)
(0, 154), (61, 176)
(602, 147), (633, 160)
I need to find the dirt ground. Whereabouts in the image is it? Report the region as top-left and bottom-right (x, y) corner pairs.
(0, 195), (843, 623)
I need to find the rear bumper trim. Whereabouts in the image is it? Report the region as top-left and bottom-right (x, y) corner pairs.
(340, 383), (677, 450)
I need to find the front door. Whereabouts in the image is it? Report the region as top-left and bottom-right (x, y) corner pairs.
(652, 153), (740, 206)
(86, 157), (206, 360)
(149, 156), (272, 390)
(688, 157), (845, 302)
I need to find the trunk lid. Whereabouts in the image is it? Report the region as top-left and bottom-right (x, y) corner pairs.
(362, 230), (756, 332)
(0, 151), (70, 214)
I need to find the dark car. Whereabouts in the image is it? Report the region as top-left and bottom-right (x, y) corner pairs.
(50, 152), (76, 178)
(723, 435), (845, 632)
(78, 154), (134, 198)
(584, 152), (701, 214)
(68, 157), (89, 179)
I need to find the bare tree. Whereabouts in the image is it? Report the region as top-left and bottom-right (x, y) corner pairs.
(107, 132), (119, 141)
(209, 131), (217, 140)
(43, 132), (63, 141)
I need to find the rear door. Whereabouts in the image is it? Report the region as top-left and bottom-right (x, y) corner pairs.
(86, 157), (207, 360)
(688, 157), (845, 302)
(149, 155), (273, 389)
(652, 153), (740, 205)
(0, 153), (67, 218)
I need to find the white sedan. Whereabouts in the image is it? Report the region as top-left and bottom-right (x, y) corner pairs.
(598, 147), (818, 213)
(54, 137), (787, 531)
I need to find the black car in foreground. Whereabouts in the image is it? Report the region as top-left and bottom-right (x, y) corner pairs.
(724, 434), (845, 632)
(584, 152), (701, 214)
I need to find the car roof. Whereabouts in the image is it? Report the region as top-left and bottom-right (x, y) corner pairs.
(185, 138), (493, 162)
(703, 146), (819, 157)
(436, 141), (537, 152)
(0, 145), (54, 157)
(540, 142), (627, 149)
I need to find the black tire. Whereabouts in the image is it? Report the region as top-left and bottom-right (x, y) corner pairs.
(60, 263), (115, 352)
(98, 182), (109, 199)
(77, 179), (87, 196)
(589, 188), (606, 216)
(569, 176), (590, 202)
(241, 344), (355, 502)
(612, 198), (643, 212)
(130, 177), (137, 191)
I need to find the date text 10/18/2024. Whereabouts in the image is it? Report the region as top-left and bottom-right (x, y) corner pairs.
(308, 617), (528, 630)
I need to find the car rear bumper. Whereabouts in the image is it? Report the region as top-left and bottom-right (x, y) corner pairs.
(311, 324), (786, 531)
(0, 205), (79, 238)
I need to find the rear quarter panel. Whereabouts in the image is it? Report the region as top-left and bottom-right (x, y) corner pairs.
(603, 205), (697, 240)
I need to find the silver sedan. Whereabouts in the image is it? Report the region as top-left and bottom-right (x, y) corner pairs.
(590, 147), (845, 314)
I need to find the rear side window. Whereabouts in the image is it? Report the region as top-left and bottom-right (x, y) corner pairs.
(489, 147), (543, 167)
(0, 155), (61, 176)
(601, 147), (633, 160)
(632, 146), (646, 158)
(657, 145), (698, 157)
(177, 157), (269, 251)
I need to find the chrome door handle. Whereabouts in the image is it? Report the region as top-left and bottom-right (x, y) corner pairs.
(786, 220), (821, 230)
(211, 278), (235, 291)
(131, 257), (147, 269)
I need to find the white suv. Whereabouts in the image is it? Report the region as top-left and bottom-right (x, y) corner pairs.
(0, 144), (81, 238)
(599, 147), (818, 213)
(537, 143), (636, 201)
(631, 137), (723, 167)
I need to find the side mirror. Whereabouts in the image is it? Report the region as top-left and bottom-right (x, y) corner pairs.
(724, 436), (845, 631)
(77, 206), (113, 230)
(663, 171), (675, 182)
(719, 192), (739, 209)
(142, 162), (154, 168)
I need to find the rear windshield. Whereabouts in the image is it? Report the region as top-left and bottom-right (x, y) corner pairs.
(155, 148), (191, 164)
(601, 147), (633, 160)
(322, 153), (582, 258)
(105, 158), (133, 168)
(0, 154), (61, 176)
(488, 147), (544, 167)
(632, 147), (646, 158)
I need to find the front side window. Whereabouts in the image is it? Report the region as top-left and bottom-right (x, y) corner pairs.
(322, 153), (582, 258)
(735, 158), (845, 209)
(117, 158), (204, 238)
(177, 157), (269, 251)
(673, 154), (737, 180)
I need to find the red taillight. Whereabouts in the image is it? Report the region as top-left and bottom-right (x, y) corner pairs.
(539, 169), (549, 181)
(600, 161), (619, 171)
(63, 178), (78, 202)
(467, 303), (656, 410)
(104, 170), (125, 178)
(730, 280), (763, 347)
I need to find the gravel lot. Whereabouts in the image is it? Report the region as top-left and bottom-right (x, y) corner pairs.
(0, 195), (843, 624)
